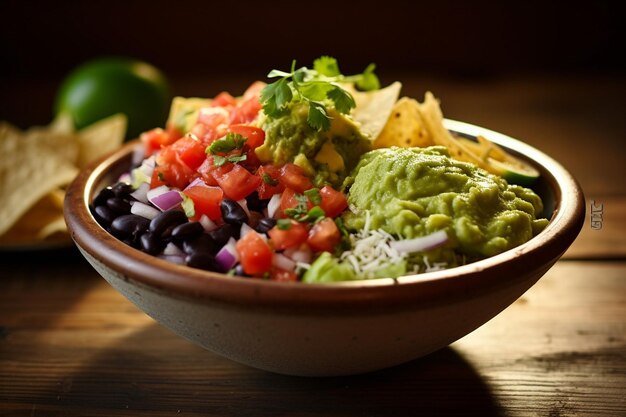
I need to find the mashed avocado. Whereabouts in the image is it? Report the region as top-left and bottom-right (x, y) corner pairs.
(255, 102), (371, 187)
(342, 146), (549, 258)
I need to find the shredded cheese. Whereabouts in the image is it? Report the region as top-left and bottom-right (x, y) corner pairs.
(339, 211), (406, 279)
(339, 210), (451, 278)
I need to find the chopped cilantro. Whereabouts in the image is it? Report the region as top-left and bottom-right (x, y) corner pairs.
(260, 56), (380, 131)
(304, 188), (322, 205)
(207, 133), (247, 155)
(303, 206), (325, 222)
(284, 191), (326, 222)
(262, 173), (279, 186)
(213, 154), (247, 167)
(276, 219), (292, 230)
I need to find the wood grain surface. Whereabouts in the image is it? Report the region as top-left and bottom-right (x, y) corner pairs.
(1, 74), (624, 416)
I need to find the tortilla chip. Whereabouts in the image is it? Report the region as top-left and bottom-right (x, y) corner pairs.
(0, 120), (80, 235)
(0, 111), (129, 242)
(348, 81), (402, 141)
(0, 189), (67, 245)
(76, 113), (127, 168)
(373, 97), (433, 148)
(417, 92), (488, 169)
(167, 96), (212, 133)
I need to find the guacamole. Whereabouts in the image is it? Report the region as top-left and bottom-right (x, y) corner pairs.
(342, 146), (549, 259)
(255, 102), (371, 187)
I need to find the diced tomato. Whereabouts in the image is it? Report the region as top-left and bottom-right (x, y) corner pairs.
(279, 188), (310, 217)
(236, 231), (273, 276)
(197, 158), (218, 186)
(278, 163), (314, 193)
(256, 165), (284, 199)
(197, 107), (229, 129)
(212, 91), (237, 108)
(170, 135), (207, 170)
(214, 163), (262, 201)
(227, 82), (264, 125)
(270, 267), (298, 282)
(227, 124), (265, 170)
(182, 185), (223, 221)
(153, 161), (194, 190)
(141, 128), (176, 156)
(242, 81), (266, 100)
(229, 96), (262, 125)
(319, 185), (348, 218)
(307, 217), (341, 253)
(228, 125), (265, 149)
(268, 220), (309, 250)
(150, 166), (168, 189)
(154, 143), (197, 189)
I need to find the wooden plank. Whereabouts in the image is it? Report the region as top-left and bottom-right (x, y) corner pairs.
(1, 260), (624, 416)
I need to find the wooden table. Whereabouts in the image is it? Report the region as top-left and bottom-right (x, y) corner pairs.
(1, 75), (625, 416)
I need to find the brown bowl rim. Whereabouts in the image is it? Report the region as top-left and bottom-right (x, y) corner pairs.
(64, 119), (585, 310)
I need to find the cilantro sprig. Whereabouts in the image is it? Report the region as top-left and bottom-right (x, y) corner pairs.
(260, 56), (380, 131)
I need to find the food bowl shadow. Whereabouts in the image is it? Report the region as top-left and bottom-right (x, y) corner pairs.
(55, 322), (503, 416)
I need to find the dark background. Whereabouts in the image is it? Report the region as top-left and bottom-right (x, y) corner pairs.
(1, 0), (624, 128)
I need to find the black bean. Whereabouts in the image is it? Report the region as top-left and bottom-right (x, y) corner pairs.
(111, 214), (150, 239)
(255, 217), (276, 234)
(149, 210), (188, 236)
(111, 182), (133, 198)
(183, 234), (218, 255)
(106, 197), (131, 215)
(171, 222), (204, 241)
(186, 252), (219, 271)
(221, 198), (248, 225)
(140, 232), (165, 255)
(93, 187), (115, 207)
(93, 205), (117, 226)
(208, 223), (239, 246)
(246, 191), (267, 212)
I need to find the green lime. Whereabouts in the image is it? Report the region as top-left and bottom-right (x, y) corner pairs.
(54, 57), (170, 140)
(457, 137), (539, 185)
(488, 157), (540, 186)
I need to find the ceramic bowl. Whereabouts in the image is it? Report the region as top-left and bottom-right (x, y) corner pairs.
(64, 119), (585, 377)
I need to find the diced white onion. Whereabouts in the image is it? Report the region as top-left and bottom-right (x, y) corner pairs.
(283, 247), (312, 264)
(158, 254), (185, 265)
(130, 182), (150, 204)
(237, 198), (251, 218)
(389, 230), (449, 254)
(273, 253), (297, 272)
(267, 193), (282, 218)
(240, 222), (254, 238)
(130, 201), (161, 219)
(163, 242), (184, 256)
(199, 214), (218, 232)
